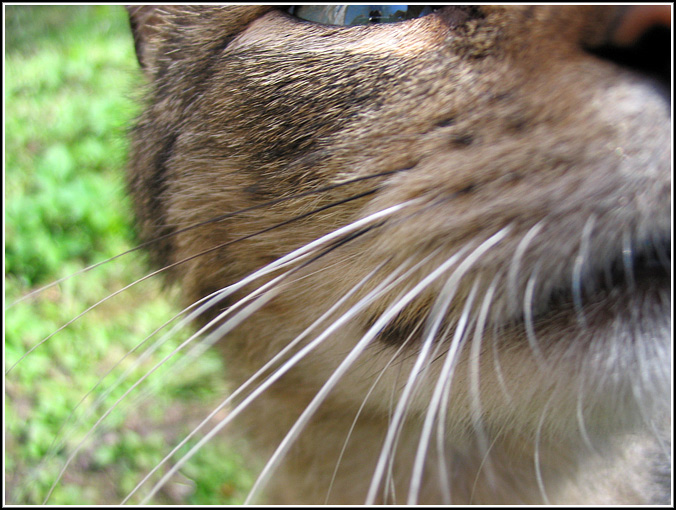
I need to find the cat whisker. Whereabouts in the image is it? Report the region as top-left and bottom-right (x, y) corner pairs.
(45, 204), (404, 503)
(534, 395), (554, 505)
(575, 365), (597, 454)
(324, 325), (419, 504)
(507, 221), (545, 312)
(469, 426), (503, 504)
(151, 248), (425, 505)
(366, 225), (513, 503)
(572, 215), (597, 330)
(8, 191), (406, 378)
(37, 205), (372, 495)
(367, 252), (473, 503)
(523, 260), (548, 370)
(125, 255), (395, 503)
(467, 275), (501, 493)
(41, 271), (285, 504)
(490, 322), (513, 406)
(7, 168), (407, 310)
(133, 202), (425, 503)
(408, 279), (481, 504)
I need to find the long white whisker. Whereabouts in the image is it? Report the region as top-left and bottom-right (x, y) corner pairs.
(383, 331), (438, 503)
(246, 239), (482, 505)
(34, 219), (349, 489)
(380, 261), (476, 503)
(466, 275), (500, 491)
(146, 247), (428, 505)
(6, 264), (175, 375)
(407, 278), (480, 504)
(523, 260), (548, 369)
(507, 221), (545, 309)
(15, 200), (414, 380)
(469, 427), (502, 503)
(574, 363), (596, 453)
(29, 302), (189, 486)
(41, 201), (413, 503)
(367, 251), (472, 503)
(490, 322), (513, 406)
(324, 327), (417, 504)
(427, 288), (479, 503)
(43, 243), (314, 503)
(382, 328), (413, 503)
(572, 214), (596, 329)
(534, 394), (553, 505)
(49, 271), (255, 455)
(42, 264), (288, 504)
(124, 259), (390, 504)
(322, 251), (450, 504)
(367, 225), (513, 504)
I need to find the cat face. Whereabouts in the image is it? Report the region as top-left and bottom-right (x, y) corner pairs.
(125, 5), (670, 504)
(8, 5), (664, 505)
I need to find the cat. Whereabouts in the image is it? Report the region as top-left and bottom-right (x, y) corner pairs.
(122, 5), (672, 504)
(11, 4), (673, 505)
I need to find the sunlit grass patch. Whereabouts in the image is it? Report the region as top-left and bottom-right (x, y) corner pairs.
(5, 5), (252, 504)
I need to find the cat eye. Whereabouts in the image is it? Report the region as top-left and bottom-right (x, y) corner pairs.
(285, 5), (439, 26)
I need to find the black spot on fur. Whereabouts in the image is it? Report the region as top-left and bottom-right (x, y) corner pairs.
(435, 116), (457, 128)
(451, 133), (474, 147)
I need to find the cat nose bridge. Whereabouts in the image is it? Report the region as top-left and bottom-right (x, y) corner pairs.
(609, 5), (671, 46)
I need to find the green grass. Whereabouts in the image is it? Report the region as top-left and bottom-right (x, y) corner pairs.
(5, 6), (252, 504)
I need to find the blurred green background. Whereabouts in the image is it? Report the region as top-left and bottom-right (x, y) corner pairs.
(5, 5), (252, 504)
